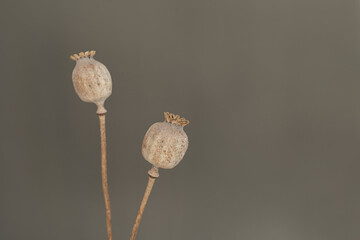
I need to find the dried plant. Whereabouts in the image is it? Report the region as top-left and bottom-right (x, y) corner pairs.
(130, 112), (189, 240)
(70, 51), (113, 240)
(69, 52), (190, 240)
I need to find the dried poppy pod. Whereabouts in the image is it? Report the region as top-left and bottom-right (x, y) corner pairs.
(70, 50), (112, 114)
(130, 112), (190, 240)
(70, 50), (114, 240)
(142, 112), (190, 176)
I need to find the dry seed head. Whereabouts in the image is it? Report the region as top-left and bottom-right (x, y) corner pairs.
(70, 50), (112, 114)
(142, 112), (189, 172)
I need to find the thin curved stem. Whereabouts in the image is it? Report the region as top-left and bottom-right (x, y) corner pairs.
(130, 176), (156, 240)
(99, 114), (113, 240)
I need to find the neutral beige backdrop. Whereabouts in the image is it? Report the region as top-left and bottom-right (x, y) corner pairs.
(1, 0), (359, 239)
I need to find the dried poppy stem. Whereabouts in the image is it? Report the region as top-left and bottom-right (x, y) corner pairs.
(70, 51), (114, 240)
(99, 114), (113, 240)
(129, 112), (189, 239)
(130, 167), (159, 240)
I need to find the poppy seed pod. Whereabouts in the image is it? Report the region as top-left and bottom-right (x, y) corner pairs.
(142, 112), (189, 177)
(70, 51), (112, 114)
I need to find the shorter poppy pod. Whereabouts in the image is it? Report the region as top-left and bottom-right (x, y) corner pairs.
(70, 51), (112, 114)
(142, 112), (189, 176)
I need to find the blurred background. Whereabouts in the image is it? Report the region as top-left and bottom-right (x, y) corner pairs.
(1, 0), (359, 239)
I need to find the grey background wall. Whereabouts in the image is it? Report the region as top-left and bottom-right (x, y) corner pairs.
(1, 0), (359, 239)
